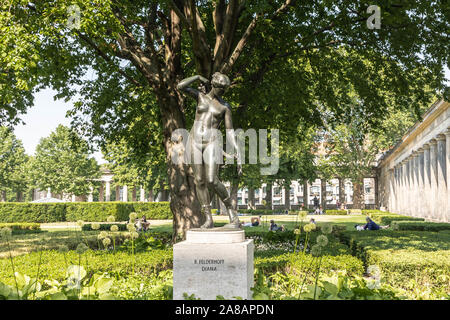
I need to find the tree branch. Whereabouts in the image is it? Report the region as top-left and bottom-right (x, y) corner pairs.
(220, 0), (297, 74)
(77, 33), (142, 87)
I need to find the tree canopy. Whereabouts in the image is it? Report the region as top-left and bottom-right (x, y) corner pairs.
(31, 125), (100, 198)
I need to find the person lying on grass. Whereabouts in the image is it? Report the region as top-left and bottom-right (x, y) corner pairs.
(355, 217), (389, 231)
(241, 216), (261, 228)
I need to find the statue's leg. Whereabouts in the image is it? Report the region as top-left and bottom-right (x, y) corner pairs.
(191, 144), (214, 229)
(204, 158), (240, 228)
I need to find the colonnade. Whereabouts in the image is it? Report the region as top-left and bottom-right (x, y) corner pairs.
(388, 128), (449, 221)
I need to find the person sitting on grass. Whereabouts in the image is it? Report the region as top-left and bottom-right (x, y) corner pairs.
(141, 215), (150, 232)
(309, 218), (316, 225)
(135, 218), (143, 232)
(269, 220), (286, 232)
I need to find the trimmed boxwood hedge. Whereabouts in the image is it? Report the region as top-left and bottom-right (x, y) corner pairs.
(391, 221), (450, 232)
(0, 203), (66, 223)
(372, 215), (425, 225)
(81, 222), (128, 231)
(0, 202), (171, 223)
(0, 222), (41, 234)
(324, 209), (347, 215)
(338, 230), (450, 294)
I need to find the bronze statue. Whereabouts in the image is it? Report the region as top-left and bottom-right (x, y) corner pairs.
(177, 72), (242, 229)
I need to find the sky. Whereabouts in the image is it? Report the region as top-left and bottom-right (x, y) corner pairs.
(12, 67), (450, 165)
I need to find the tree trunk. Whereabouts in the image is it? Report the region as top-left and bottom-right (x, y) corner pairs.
(148, 190), (154, 202)
(338, 177), (345, 208)
(284, 184), (290, 210)
(158, 92), (203, 241)
(0, 190), (6, 202)
(132, 186), (137, 201)
(265, 183), (272, 209)
(16, 191), (23, 202)
(230, 180), (239, 211)
(248, 188), (255, 210)
(352, 179), (365, 209)
(302, 180), (308, 209)
(321, 179), (327, 210)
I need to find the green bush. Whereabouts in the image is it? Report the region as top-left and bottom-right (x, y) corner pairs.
(255, 252), (364, 277)
(82, 223), (128, 232)
(0, 222), (41, 234)
(0, 203), (66, 223)
(338, 230), (450, 296)
(373, 215), (425, 225)
(0, 249), (173, 286)
(391, 221), (450, 232)
(0, 202), (171, 223)
(324, 210), (347, 215)
(239, 209), (276, 215)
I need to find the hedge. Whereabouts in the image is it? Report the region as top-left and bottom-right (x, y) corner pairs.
(0, 203), (66, 223)
(372, 215), (425, 225)
(324, 210), (347, 215)
(255, 252), (364, 277)
(391, 221), (450, 232)
(0, 202), (171, 223)
(338, 230), (450, 294)
(82, 223), (128, 232)
(0, 222), (41, 234)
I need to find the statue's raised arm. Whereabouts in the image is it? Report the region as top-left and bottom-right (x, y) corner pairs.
(177, 75), (210, 99)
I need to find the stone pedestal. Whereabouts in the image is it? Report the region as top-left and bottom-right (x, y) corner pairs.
(173, 228), (254, 300)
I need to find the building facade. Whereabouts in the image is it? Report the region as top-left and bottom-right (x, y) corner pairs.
(377, 99), (449, 222)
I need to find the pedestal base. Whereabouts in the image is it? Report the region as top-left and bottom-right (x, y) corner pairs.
(173, 229), (254, 300)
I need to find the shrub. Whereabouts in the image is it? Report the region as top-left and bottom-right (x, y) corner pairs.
(0, 202), (172, 223)
(0, 222), (41, 234)
(0, 249), (173, 286)
(391, 221), (450, 232)
(324, 210), (347, 215)
(82, 223), (127, 232)
(255, 252), (364, 277)
(0, 203), (66, 223)
(373, 215), (425, 225)
(338, 230), (450, 296)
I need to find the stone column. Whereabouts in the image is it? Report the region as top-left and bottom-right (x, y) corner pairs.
(397, 164), (402, 213)
(123, 185), (128, 202)
(71, 194), (76, 202)
(393, 166), (399, 213)
(388, 169), (395, 212)
(99, 182), (104, 202)
(105, 181), (111, 201)
(436, 134), (446, 222)
(412, 151), (419, 217)
(445, 128), (450, 222)
(140, 186), (146, 202)
(417, 148), (424, 218)
(422, 144), (431, 219)
(88, 186), (94, 202)
(429, 139), (438, 221)
(408, 155), (415, 216)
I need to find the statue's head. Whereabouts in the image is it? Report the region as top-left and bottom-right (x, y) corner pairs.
(211, 72), (230, 96)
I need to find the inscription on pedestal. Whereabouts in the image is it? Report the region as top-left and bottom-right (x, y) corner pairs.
(173, 230), (254, 300)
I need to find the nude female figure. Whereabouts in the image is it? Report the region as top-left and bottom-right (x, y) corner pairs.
(177, 72), (242, 229)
